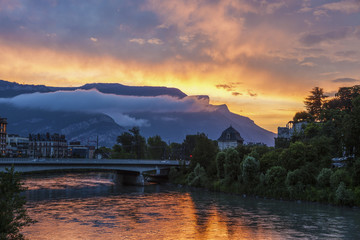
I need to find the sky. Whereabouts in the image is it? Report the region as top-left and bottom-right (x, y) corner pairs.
(0, 0), (359, 132)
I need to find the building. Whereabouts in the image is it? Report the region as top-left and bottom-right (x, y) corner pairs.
(28, 133), (68, 158)
(275, 121), (308, 148)
(68, 141), (95, 159)
(6, 134), (29, 157)
(218, 126), (244, 150)
(0, 116), (7, 156)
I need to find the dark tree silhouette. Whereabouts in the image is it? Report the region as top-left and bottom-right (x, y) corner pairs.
(0, 167), (34, 240)
(304, 87), (328, 120)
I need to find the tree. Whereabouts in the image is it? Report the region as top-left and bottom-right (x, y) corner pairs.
(191, 133), (218, 177)
(117, 127), (146, 159)
(241, 156), (260, 185)
(293, 111), (313, 123)
(116, 132), (134, 153)
(216, 152), (226, 179)
(0, 167), (34, 239)
(147, 135), (167, 159)
(264, 166), (287, 188)
(224, 148), (241, 183)
(342, 96), (360, 156)
(304, 87), (328, 120)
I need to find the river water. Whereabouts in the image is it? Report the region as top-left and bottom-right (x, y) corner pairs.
(22, 172), (360, 240)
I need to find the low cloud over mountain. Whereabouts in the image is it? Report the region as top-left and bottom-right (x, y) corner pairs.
(0, 80), (276, 146)
(0, 89), (214, 127)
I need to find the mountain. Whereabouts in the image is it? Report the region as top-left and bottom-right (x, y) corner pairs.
(0, 80), (187, 98)
(0, 79), (276, 146)
(0, 103), (124, 146)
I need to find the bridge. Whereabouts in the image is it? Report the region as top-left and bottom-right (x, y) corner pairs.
(0, 158), (186, 185)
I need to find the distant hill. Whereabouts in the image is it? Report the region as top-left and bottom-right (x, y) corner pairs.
(0, 79), (276, 146)
(0, 103), (124, 147)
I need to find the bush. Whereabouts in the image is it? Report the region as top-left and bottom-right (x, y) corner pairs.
(265, 166), (287, 187)
(224, 148), (241, 183)
(241, 156), (260, 184)
(330, 169), (351, 188)
(186, 163), (208, 187)
(216, 152), (226, 179)
(335, 182), (355, 206)
(317, 168), (332, 187)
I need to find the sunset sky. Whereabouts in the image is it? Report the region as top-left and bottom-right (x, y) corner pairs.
(0, 0), (359, 132)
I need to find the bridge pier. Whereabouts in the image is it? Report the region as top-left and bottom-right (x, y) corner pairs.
(120, 172), (145, 186)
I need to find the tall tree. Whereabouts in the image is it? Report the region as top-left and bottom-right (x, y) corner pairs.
(116, 127), (146, 159)
(0, 167), (34, 240)
(304, 87), (328, 120)
(147, 135), (167, 159)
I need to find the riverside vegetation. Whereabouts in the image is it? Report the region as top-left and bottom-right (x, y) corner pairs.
(96, 86), (360, 206)
(0, 167), (34, 240)
(169, 86), (360, 207)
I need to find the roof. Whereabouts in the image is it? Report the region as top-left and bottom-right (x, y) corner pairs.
(218, 126), (244, 142)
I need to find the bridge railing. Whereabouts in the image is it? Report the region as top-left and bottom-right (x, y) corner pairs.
(0, 158), (189, 166)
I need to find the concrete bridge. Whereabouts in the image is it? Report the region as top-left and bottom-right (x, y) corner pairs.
(0, 158), (186, 185)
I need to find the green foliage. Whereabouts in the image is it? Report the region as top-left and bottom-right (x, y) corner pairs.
(169, 167), (187, 184)
(304, 123), (321, 139)
(216, 152), (226, 179)
(335, 182), (355, 206)
(186, 163), (208, 187)
(259, 149), (281, 173)
(352, 158), (360, 186)
(95, 146), (112, 159)
(0, 167), (34, 240)
(191, 133), (218, 177)
(317, 168), (332, 188)
(293, 111), (313, 123)
(265, 166), (287, 188)
(224, 148), (241, 183)
(330, 169), (351, 189)
(168, 143), (182, 160)
(147, 135), (167, 159)
(241, 156), (260, 185)
(304, 87), (328, 120)
(279, 142), (316, 171)
(117, 127), (146, 159)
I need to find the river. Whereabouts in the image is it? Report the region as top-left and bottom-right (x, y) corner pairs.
(22, 172), (360, 239)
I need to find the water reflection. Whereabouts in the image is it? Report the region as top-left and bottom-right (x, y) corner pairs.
(22, 173), (360, 240)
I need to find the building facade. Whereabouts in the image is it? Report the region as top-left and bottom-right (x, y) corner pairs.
(6, 134), (29, 157)
(68, 141), (95, 159)
(275, 121), (308, 148)
(0, 117), (7, 156)
(218, 126), (244, 151)
(28, 133), (68, 158)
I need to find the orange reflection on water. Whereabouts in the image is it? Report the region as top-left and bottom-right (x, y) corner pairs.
(24, 191), (281, 239)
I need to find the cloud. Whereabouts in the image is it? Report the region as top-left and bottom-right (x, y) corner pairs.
(335, 50), (357, 57)
(232, 92), (242, 96)
(90, 37), (98, 42)
(300, 61), (316, 67)
(299, 28), (353, 46)
(216, 84), (233, 91)
(320, 0), (360, 14)
(247, 90), (258, 97)
(0, 89), (217, 127)
(147, 38), (163, 45)
(331, 77), (359, 83)
(129, 38), (146, 45)
(215, 82), (243, 92)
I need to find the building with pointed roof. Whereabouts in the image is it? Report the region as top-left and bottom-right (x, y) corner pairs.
(218, 126), (244, 150)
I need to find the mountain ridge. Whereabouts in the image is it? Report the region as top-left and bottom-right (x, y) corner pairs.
(0, 79), (276, 146)
(0, 80), (187, 98)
